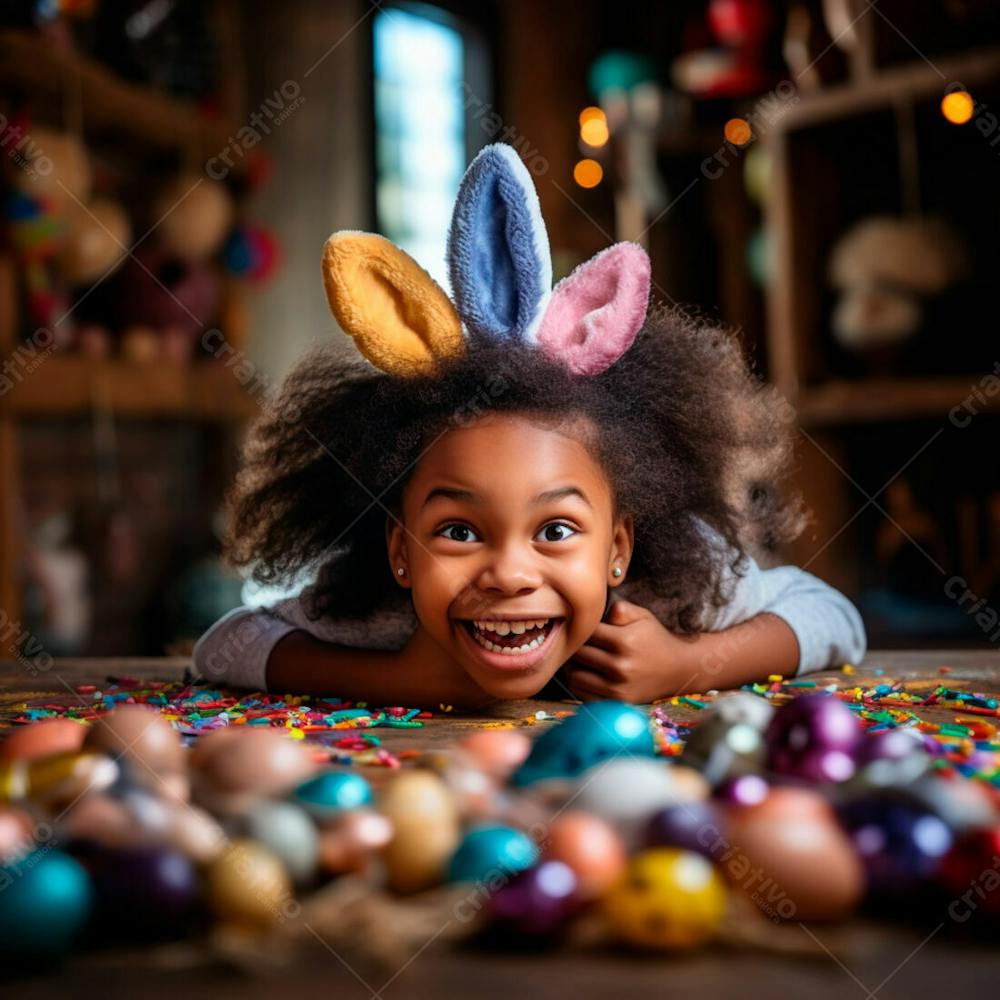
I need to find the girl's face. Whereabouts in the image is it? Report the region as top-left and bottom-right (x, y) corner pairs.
(388, 412), (633, 699)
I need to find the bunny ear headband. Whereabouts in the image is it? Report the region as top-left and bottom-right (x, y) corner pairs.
(322, 143), (651, 378)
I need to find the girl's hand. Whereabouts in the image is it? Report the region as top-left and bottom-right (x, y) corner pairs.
(564, 599), (698, 704)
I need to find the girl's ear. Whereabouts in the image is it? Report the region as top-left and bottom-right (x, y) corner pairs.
(609, 512), (634, 588)
(535, 243), (651, 376)
(447, 143), (552, 345)
(386, 515), (411, 589)
(323, 232), (465, 377)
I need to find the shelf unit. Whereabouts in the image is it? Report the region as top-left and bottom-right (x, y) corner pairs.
(0, 24), (257, 640)
(764, 44), (1000, 601)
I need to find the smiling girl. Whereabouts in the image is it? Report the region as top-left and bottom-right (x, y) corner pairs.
(194, 145), (865, 706)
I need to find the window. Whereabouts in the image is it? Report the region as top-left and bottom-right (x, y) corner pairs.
(373, 2), (489, 290)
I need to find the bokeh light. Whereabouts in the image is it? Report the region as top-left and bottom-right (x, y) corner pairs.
(941, 90), (974, 125)
(724, 118), (752, 146)
(580, 116), (610, 147)
(579, 106), (606, 127)
(573, 158), (603, 188)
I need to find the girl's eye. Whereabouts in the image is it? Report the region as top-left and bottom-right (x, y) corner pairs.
(536, 522), (577, 543)
(438, 523), (480, 543)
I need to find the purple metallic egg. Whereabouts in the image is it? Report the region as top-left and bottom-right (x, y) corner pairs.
(488, 860), (580, 939)
(837, 798), (953, 899)
(80, 844), (202, 937)
(765, 694), (861, 783)
(642, 801), (722, 858)
(856, 728), (925, 764)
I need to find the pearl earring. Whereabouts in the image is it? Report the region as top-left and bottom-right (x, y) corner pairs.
(612, 566), (622, 578)
(397, 567), (405, 577)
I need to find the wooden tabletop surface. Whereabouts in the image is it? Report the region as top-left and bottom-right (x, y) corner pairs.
(3, 650), (999, 998)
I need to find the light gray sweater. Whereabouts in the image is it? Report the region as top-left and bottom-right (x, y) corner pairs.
(193, 544), (867, 691)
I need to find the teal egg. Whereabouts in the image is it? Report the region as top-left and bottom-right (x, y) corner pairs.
(0, 849), (93, 955)
(512, 701), (655, 787)
(448, 824), (539, 883)
(292, 771), (373, 818)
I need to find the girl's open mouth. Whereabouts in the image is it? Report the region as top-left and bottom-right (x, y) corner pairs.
(456, 617), (564, 671)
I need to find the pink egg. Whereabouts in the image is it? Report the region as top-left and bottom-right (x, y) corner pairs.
(544, 810), (628, 899)
(0, 719), (87, 763)
(458, 730), (532, 779)
(721, 787), (863, 922)
(84, 705), (184, 777)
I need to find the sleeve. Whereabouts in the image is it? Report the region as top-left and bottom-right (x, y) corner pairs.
(192, 594), (419, 691)
(703, 553), (868, 676)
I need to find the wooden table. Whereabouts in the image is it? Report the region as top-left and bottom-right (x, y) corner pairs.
(3, 651), (999, 998)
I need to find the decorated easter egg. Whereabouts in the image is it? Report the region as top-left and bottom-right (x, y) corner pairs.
(603, 848), (726, 950)
(194, 727), (316, 811)
(241, 801), (319, 885)
(203, 839), (295, 927)
(570, 759), (708, 845)
(293, 771), (373, 820)
(381, 771), (460, 892)
(318, 809), (393, 876)
(936, 827), (1000, 919)
(544, 811), (627, 899)
(488, 860), (580, 939)
(458, 730), (532, 780)
(84, 705), (184, 782)
(680, 716), (766, 786)
(642, 800), (724, 858)
(765, 693), (861, 783)
(82, 844), (200, 937)
(0, 719), (86, 763)
(448, 824), (539, 883)
(0, 849), (93, 955)
(0, 806), (35, 861)
(511, 701), (655, 787)
(722, 787), (864, 921)
(712, 691), (775, 731)
(845, 728), (930, 794)
(2, 751), (119, 807)
(837, 799), (953, 901)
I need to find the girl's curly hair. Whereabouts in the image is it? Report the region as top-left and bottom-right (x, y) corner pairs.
(226, 304), (804, 632)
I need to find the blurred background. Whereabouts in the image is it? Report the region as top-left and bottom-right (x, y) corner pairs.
(0, 0), (998, 658)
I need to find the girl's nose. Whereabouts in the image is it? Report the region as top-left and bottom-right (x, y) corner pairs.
(475, 543), (542, 595)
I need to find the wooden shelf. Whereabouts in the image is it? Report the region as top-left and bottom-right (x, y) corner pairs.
(0, 28), (238, 158)
(796, 378), (999, 427)
(773, 45), (1000, 134)
(1, 356), (259, 420)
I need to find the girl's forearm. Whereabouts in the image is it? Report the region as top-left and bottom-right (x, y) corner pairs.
(265, 630), (495, 707)
(674, 613), (800, 694)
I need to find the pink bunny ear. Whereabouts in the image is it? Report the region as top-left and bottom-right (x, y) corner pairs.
(534, 242), (651, 376)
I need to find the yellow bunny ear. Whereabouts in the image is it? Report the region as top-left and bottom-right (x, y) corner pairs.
(322, 232), (465, 377)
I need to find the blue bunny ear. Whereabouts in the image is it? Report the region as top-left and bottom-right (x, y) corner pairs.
(447, 144), (552, 344)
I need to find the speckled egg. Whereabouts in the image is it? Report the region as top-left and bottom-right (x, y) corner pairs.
(603, 848), (726, 950)
(448, 824), (539, 883)
(544, 811), (627, 899)
(512, 702), (655, 787)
